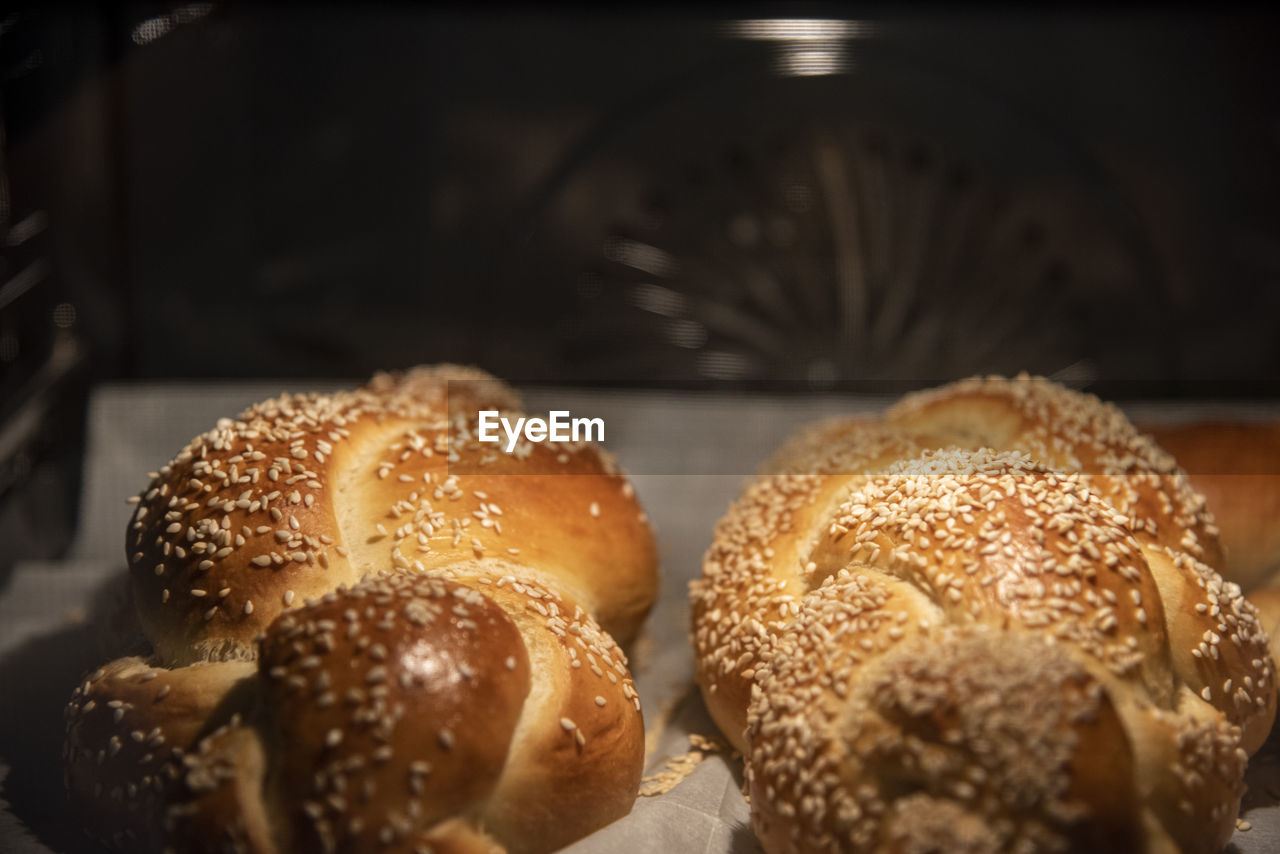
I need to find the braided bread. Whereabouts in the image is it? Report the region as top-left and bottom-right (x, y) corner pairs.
(1140, 420), (1280, 592)
(692, 375), (1276, 854)
(63, 365), (658, 853)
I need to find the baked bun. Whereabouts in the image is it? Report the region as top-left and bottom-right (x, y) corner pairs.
(1248, 587), (1280, 660)
(692, 375), (1275, 854)
(1141, 421), (1280, 591)
(64, 365), (658, 853)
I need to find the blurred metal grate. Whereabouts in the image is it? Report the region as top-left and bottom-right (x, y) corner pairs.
(0, 6), (94, 577)
(513, 24), (1167, 387)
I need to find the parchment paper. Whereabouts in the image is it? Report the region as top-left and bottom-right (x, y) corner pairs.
(1, 383), (1277, 853)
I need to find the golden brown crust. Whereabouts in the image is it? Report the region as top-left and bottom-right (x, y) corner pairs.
(126, 365), (655, 666)
(337, 429), (656, 648)
(63, 657), (256, 851)
(464, 574), (645, 854)
(693, 422), (936, 751)
(886, 374), (1223, 567)
(257, 573), (530, 852)
(162, 723), (276, 854)
(1142, 420), (1280, 591)
(1247, 586), (1280, 657)
(68, 365), (657, 854)
(693, 375), (1277, 854)
(749, 625), (1146, 854)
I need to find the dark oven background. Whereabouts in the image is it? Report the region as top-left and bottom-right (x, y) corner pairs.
(2, 4), (1279, 570)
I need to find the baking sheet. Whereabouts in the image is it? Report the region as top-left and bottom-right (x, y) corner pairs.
(2, 383), (1278, 853)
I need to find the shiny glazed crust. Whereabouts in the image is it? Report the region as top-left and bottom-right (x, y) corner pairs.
(64, 365), (657, 853)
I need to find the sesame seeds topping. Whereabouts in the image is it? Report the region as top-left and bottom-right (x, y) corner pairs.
(92, 366), (653, 852)
(750, 624), (1120, 852)
(692, 375), (1274, 853)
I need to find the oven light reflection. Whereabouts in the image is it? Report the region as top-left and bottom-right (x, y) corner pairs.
(401, 642), (447, 684)
(131, 2), (214, 46)
(727, 18), (876, 77)
(729, 19), (869, 41)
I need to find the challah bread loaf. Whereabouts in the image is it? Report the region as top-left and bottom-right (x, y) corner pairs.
(692, 375), (1275, 854)
(1140, 420), (1280, 591)
(64, 365), (657, 853)
(884, 375), (1225, 569)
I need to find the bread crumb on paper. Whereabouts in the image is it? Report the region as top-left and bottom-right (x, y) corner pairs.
(639, 733), (730, 797)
